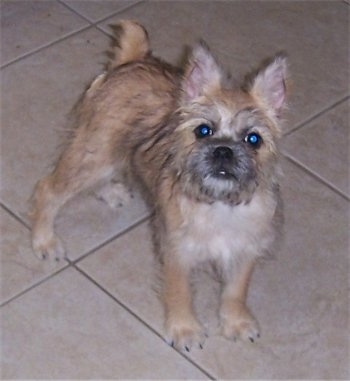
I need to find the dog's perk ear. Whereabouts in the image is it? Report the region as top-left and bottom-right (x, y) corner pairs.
(249, 55), (288, 117)
(182, 42), (223, 101)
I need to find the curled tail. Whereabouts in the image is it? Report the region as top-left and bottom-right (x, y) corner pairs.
(108, 20), (150, 70)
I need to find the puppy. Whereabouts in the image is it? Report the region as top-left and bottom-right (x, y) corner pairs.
(31, 20), (288, 351)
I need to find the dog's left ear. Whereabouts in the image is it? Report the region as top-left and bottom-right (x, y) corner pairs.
(182, 42), (223, 101)
(249, 55), (288, 117)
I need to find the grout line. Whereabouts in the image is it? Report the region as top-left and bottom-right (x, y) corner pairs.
(0, 0), (94, 68)
(74, 265), (216, 380)
(0, 261), (71, 308)
(284, 95), (350, 137)
(0, 213), (150, 307)
(59, 0), (146, 28)
(71, 213), (152, 266)
(58, 0), (97, 24)
(0, 202), (31, 230)
(0, 24), (92, 69)
(1, 0), (145, 70)
(86, 0), (146, 25)
(282, 153), (350, 202)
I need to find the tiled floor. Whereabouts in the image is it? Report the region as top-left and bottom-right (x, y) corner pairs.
(1, 0), (349, 379)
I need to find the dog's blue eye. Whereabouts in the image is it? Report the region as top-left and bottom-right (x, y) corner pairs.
(245, 132), (262, 148)
(194, 124), (213, 138)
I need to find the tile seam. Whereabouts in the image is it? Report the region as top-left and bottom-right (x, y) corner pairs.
(71, 212), (152, 266)
(74, 264), (216, 380)
(0, 24), (92, 69)
(282, 153), (350, 202)
(284, 95), (350, 137)
(0, 262), (71, 308)
(59, 0), (146, 26)
(93, 0), (146, 25)
(58, 0), (97, 24)
(0, 202), (31, 230)
(1, 0), (146, 70)
(0, 213), (152, 307)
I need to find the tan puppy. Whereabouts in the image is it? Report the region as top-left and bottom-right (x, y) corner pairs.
(31, 21), (288, 351)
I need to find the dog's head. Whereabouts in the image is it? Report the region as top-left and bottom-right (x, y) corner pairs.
(173, 43), (288, 204)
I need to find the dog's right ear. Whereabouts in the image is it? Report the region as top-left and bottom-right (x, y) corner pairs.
(181, 42), (223, 102)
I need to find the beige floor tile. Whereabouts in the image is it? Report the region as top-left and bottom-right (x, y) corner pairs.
(55, 191), (149, 261)
(100, 1), (349, 130)
(0, 0), (88, 66)
(281, 100), (350, 197)
(78, 221), (164, 330)
(0, 208), (67, 304)
(1, 27), (149, 260)
(2, 267), (207, 379)
(63, 0), (141, 22)
(78, 158), (349, 379)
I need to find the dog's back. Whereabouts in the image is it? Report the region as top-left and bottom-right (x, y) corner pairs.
(72, 21), (180, 158)
(31, 21), (183, 265)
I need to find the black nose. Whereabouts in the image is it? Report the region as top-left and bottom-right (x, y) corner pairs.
(213, 146), (233, 161)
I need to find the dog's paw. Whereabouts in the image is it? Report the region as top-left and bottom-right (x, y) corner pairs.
(220, 302), (260, 343)
(32, 233), (66, 263)
(165, 316), (207, 352)
(95, 182), (133, 209)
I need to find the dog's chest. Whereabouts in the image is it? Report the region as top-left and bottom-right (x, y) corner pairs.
(177, 194), (277, 265)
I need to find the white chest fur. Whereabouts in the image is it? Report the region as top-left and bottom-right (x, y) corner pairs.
(175, 192), (277, 267)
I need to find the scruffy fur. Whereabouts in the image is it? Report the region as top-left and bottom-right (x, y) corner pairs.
(31, 20), (288, 351)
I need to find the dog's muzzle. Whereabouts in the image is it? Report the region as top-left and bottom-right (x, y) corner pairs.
(212, 146), (237, 179)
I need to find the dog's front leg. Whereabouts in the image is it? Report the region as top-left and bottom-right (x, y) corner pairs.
(220, 259), (260, 343)
(162, 255), (206, 351)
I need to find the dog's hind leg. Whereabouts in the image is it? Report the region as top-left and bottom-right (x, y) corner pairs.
(94, 180), (134, 209)
(31, 141), (116, 262)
